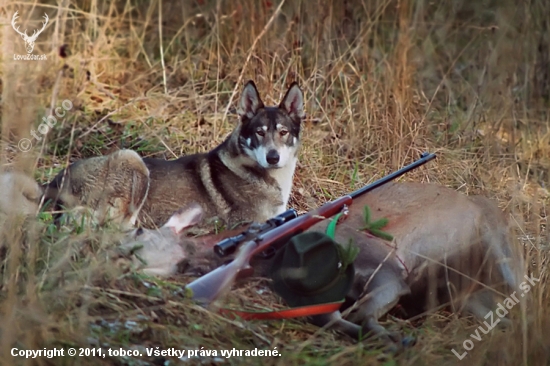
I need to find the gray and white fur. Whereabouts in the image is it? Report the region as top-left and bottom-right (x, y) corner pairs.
(41, 81), (305, 229)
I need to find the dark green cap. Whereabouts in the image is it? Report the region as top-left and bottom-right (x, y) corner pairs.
(270, 231), (355, 307)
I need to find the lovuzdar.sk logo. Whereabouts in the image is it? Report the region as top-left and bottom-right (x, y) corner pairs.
(11, 11), (48, 61)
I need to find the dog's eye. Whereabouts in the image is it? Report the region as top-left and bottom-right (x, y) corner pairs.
(279, 130), (288, 136)
(135, 227), (144, 236)
(256, 130), (265, 137)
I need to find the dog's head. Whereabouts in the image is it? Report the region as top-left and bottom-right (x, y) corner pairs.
(237, 81), (305, 169)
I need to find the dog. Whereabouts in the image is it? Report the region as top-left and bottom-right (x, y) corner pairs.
(41, 80), (305, 229)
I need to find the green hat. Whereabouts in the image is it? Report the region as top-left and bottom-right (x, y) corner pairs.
(270, 231), (355, 307)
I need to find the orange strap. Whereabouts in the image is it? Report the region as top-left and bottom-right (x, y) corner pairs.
(218, 300), (344, 320)
(218, 212), (346, 321)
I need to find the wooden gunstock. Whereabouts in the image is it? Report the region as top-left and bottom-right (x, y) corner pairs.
(186, 196), (353, 304)
(186, 240), (258, 304)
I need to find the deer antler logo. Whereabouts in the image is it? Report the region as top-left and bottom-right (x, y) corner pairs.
(11, 11), (49, 54)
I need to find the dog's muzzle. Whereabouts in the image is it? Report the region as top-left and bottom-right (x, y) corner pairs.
(266, 149), (280, 165)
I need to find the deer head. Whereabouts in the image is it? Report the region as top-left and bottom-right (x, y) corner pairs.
(11, 11), (49, 54)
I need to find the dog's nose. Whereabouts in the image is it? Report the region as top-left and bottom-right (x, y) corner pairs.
(266, 150), (280, 165)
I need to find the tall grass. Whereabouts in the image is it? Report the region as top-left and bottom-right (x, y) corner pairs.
(0, 0), (549, 364)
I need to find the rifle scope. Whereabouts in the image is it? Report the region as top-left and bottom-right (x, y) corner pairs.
(214, 208), (298, 257)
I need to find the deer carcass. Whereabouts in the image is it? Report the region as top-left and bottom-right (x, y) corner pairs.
(306, 181), (525, 348)
(119, 182), (525, 350)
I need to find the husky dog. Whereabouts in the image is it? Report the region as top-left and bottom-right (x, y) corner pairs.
(42, 81), (305, 229)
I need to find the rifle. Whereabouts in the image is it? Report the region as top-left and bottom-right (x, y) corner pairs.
(186, 152), (436, 305)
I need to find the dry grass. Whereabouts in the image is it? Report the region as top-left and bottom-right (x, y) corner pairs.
(1, 0), (549, 365)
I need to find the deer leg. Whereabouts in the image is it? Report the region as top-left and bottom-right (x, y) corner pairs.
(309, 312), (417, 353)
(460, 289), (513, 329)
(309, 311), (363, 339)
(345, 268), (412, 350)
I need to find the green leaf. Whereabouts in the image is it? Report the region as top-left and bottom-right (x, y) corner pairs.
(337, 238), (359, 272)
(368, 228), (394, 241)
(360, 204), (393, 240)
(326, 212), (344, 240)
(369, 217), (389, 230)
(363, 205), (371, 224)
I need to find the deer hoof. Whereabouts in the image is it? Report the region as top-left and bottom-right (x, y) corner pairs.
(401, 335), (416, 348)
(379, 337), (415, 355)
(496, 317), (513, 330)
(374, 331), (404, 354)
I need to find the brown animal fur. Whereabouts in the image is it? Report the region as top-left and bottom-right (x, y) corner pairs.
(120, 181), (525, 351)
(305, 182), (524, 349)
(43, 150), (150, 229)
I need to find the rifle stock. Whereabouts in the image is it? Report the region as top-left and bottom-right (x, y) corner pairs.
(185, 241), (258, 304)
(185, 152), (437, 305)
(187, 196), (352, 304)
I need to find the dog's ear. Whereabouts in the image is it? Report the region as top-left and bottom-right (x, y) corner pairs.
(279, 82), (305, 122)
(238, 81), (265, 120)
(163, 203), (203, 235)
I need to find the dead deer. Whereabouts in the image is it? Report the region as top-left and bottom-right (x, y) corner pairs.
(3, 168), (524, 350)
(305, 181), (525, 349)
(119, 181), (525, 351)
(118, 203), (248, 277)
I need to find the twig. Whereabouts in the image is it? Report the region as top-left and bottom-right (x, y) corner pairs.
(222, 0), (286, 122)
(186, 304), (272, 345)
(35, 67), (64, 171)
(158, 0), (168, 95)
(78, 97), (149, 140)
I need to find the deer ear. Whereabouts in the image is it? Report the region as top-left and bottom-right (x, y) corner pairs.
(279, 82), (305, 122)
(163, 203), (203, 234)
(238, 81), (265, 120)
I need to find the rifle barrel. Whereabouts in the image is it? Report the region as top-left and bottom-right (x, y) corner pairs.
(187, 152), (437, 305)
(348, 152), (436, 199)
